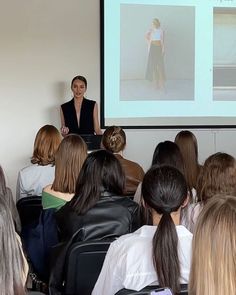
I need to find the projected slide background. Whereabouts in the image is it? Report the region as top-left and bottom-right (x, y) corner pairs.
(101, 0), (236, 127)
(120, 5), (195, 101)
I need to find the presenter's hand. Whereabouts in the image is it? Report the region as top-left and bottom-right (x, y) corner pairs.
(61, 126), (69, 137)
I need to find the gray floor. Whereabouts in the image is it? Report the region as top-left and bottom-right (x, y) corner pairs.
(120, 79), (194, 101)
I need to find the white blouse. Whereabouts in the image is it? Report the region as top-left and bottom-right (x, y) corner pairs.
(92, 225), (192, 295)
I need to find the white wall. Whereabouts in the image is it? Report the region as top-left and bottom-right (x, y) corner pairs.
(1, 0), (236, 199)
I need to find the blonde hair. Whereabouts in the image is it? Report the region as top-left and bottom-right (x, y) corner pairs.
(52, 134), (87, 193)
(101, 126), (126, 153)
(189, 195), (236, 295)
(153, 18), (160, 28)
(31, 125), (61, 166)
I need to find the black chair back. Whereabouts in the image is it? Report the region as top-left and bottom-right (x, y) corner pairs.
(16, 196), (42, 227)
(64, 240), (112, 295)
(115, 285), (188, 295)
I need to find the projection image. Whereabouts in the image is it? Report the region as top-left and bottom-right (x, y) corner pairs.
(213, 8), (236, 101)
(120, 4), (195, 101)
(102, 0), (236, 128)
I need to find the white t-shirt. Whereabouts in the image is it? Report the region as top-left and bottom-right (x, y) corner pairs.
(92, 225), (192, 295)
(16, 164), (55, 200)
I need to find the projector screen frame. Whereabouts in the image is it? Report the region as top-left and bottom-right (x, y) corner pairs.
(100, 0), (236, 130)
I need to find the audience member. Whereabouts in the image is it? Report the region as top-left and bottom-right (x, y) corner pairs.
(42, 134), (87, 210)
(93, 165), (192, 295)
(189, 195), (236, 295)
(183, 152), (236, 232)
(56, 149), (140, 242)
(102, 126), (144, 194)
(16, 125), (61, 200)
(175, 130), (201, 201)
(133, 140), (184, 204)
(0, 197), (28, 295)
(0, 165), (21, 232)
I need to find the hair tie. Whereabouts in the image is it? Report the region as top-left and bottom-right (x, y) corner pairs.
(163, 207), (172, 214)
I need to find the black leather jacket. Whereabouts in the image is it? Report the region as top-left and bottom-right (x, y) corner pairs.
(55, 192), (140, 242)
(49, 193), (140, 295)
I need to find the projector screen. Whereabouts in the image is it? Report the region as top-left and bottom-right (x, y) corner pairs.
(101, 0), (236, 128)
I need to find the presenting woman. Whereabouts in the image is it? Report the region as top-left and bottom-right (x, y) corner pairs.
(60, 75), (102, 136)
(145, 18), (165, 89)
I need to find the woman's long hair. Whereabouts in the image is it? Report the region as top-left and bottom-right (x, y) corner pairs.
(151, 141), (184, 174)
(0, 198), (27, 295)
(175, 130), (200, 189)
(52, 134), (87, 193)
(196, 152), (236, 203)
(142, 165), (187, 294)
(141, 141), (186, 225)
(189, 195), (236, 295)
(71, 150), (125, 215)
(0, 165), (7, 195)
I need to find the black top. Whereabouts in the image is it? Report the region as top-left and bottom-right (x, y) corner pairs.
(61, 98), (95, 135)
(55, 192), (140, 242)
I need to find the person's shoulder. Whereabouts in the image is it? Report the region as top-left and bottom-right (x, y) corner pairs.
(43, 184), (53, 193)
(61, 98), (74, 108)
(176, 225), (193, 239)
(113, 195), (139, 209)
(112, 226), (154, 252)
(19, 164), (36, 175)
(120, 156), (142, 168)
(85, 97), (96, 105)
(110, 229), (141, 250)
(20, 164), (54, 177)
(115, 196), (139, 214)
(83, 97), (96, 106)
(122, 157), (144, 173)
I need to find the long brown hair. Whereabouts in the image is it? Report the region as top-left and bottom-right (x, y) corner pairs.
(189, 195), (236, 295)
(196, 152), (236, 203)
(142, 165), (188, 294)
(71, 150), (125, 215)
(175, 130), (200, 189)
(31, 125), (61, 166)
(52, 134), (87, 193)
(0, 198), (27, 295)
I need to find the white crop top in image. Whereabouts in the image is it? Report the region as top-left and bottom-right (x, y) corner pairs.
(151, 28), (162, 41)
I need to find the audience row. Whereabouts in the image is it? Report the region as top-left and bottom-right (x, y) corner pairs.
(1, 125), (236, 294)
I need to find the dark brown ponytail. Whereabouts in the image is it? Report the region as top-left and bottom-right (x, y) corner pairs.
(153, 212), (180, 293)
(142, 165), (187, 294)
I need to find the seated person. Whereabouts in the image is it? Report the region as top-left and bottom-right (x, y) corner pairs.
(134, 140), (184, 204)
(0, 165), (21, 232)
(55, 149), (140, 242)
(16, 125), (61, 200)
(183, 152), (236, 232)
(42, 134), (87, 210)
(0, 197), (28, 294)
(101, 126), (144, 195)
(93, 165), (192, 295)
(175, 130), (202, 202)
(189, 195), (236, 295)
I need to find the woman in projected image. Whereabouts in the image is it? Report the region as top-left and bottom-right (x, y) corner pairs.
(145, 18), (165, 89)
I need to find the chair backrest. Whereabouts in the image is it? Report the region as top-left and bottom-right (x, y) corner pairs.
(115, 285), (188, 295)
(64, 240), (112, 295)
(16, 196), (42, 227)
